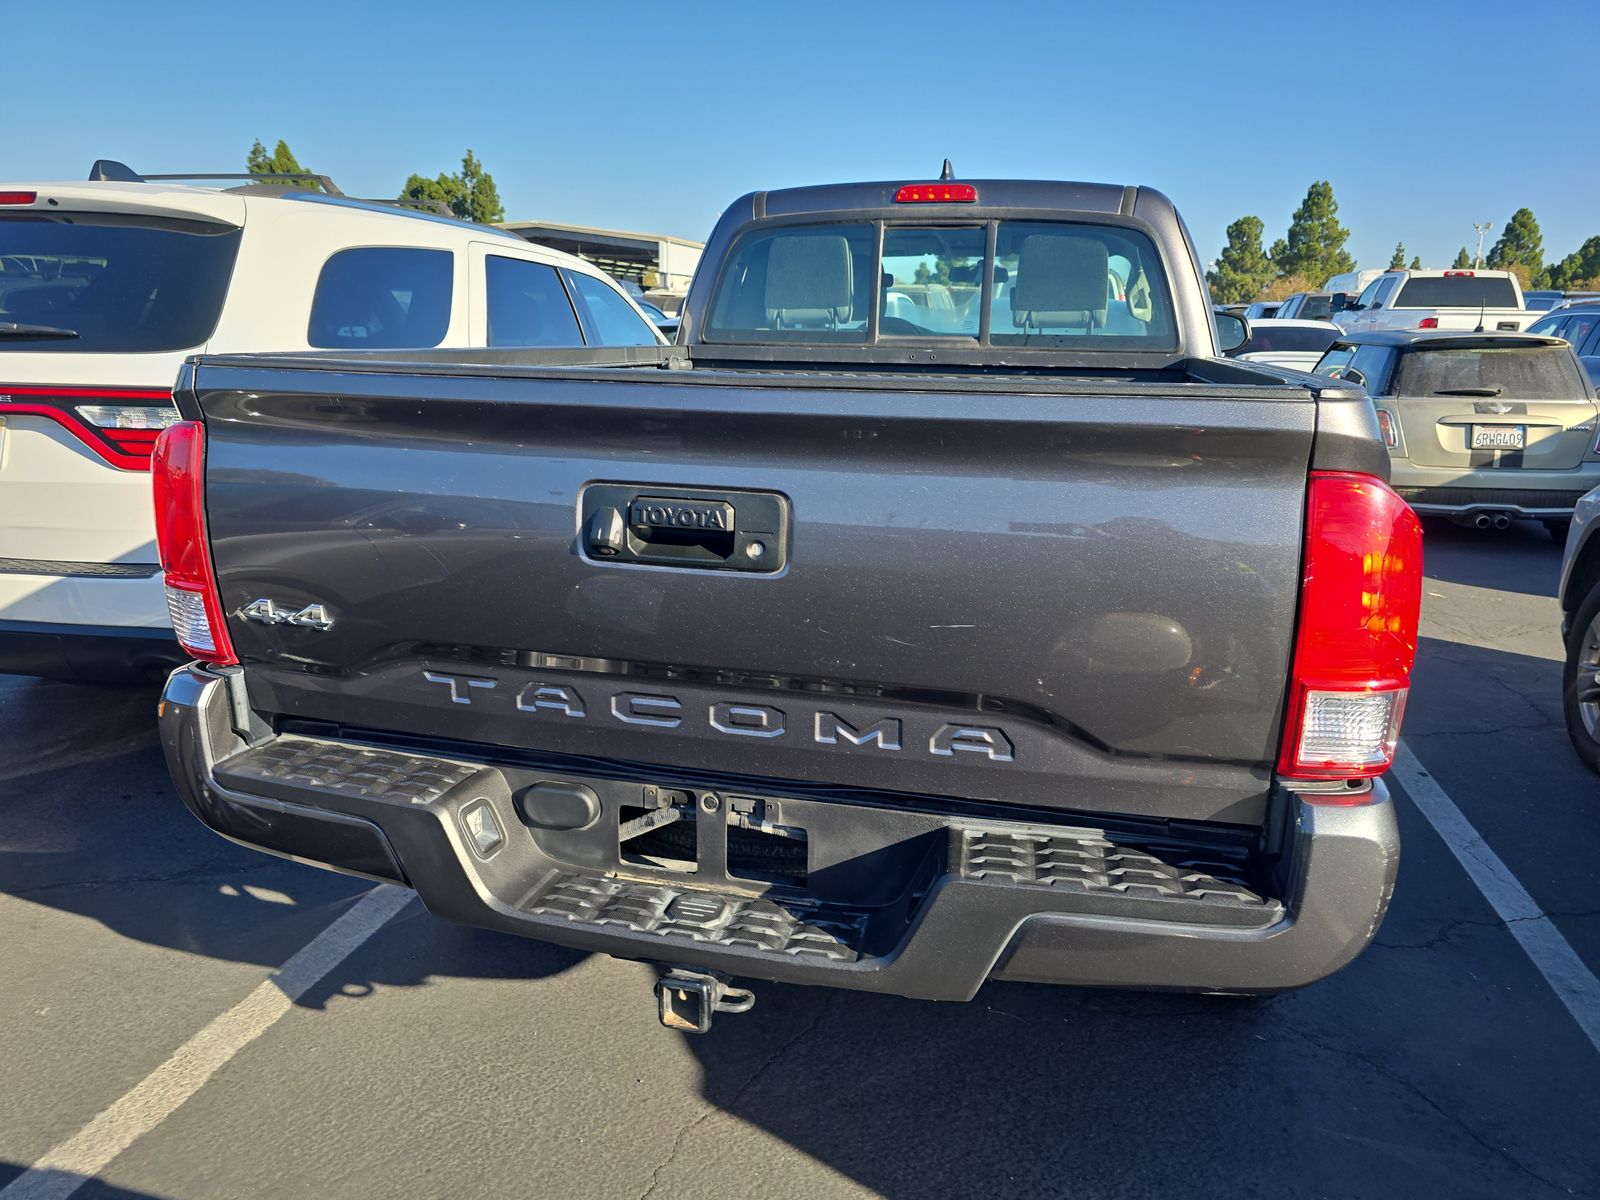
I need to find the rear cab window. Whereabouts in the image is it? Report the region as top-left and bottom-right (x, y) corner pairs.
(308, 247), (452, 348)
(704, 219), (1177, 347)
(1393, 275), (1519, 309)
(0, 211), (241, 352)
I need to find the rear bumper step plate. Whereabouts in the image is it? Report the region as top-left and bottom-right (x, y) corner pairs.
(161, 664), (1400, 1001)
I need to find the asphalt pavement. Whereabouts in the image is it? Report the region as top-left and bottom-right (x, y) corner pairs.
(2, 519), (1597, 1199)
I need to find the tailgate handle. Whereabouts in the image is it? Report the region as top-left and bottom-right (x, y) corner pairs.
(582, 485), (788, 573)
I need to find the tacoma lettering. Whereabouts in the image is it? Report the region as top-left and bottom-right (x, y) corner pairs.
(416, 671), (1014, 762)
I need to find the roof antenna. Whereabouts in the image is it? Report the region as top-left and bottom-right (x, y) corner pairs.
(940, 159), (954, 181)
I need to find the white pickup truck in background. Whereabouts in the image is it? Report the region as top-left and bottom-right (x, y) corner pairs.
(1335, 269), (1534, 334)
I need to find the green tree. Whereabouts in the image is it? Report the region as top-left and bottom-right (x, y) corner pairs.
(1409, 255), (1422, 270)
(1206, 215), (1275, 303)
(1388, 242), (1406, 270)
(1273, 181), (1356, 284)
(1452, 247), (1472, 269)
(1547, 236), (1600, 290)
(246, 139), (321, 190)
(400, 149), (504, 224)
(1486, 208), (1547, 287)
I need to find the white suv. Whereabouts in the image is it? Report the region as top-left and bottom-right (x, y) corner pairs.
(0, 162), (664, 682)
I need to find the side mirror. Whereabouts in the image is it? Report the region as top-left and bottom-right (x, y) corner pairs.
(1215, 312), (1249, 353)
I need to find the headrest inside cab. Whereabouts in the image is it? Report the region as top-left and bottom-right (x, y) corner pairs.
(1011, 235), (1109, 326)
(765, 234), (854, 318)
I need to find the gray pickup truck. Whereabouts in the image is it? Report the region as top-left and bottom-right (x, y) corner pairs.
(156, 176), (1422, 1031)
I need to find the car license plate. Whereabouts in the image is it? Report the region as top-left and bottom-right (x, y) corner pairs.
(1471, 425), (1525, 450)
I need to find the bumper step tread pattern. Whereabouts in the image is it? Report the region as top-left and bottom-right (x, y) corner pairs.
(957, 827), (1271, 911)
(216, 736), (480, 806)
(526, 872), (867, 962)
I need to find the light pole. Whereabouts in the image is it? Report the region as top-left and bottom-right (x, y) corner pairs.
(1473, 222), (1493, 269)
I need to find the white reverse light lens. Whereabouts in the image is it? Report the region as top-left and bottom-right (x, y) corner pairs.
(75, 404), (181, 430)
(164, 585), (216, 655)
(1295, 689), (1405, 770)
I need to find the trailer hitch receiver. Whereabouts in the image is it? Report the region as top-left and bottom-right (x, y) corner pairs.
(655, 968), (755, 1033)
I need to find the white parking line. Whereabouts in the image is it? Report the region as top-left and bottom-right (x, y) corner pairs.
(1, 885), (415, 1200)
(1392, 743), (1600, 1056)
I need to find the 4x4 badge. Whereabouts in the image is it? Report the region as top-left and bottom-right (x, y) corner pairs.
(240, 598), (334, 630)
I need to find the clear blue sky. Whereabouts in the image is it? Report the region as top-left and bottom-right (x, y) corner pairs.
(6, 1), (1596, 273)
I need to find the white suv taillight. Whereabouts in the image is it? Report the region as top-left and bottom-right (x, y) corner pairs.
(1278, 471), (1422, 785)
(152, 421), (237, 665)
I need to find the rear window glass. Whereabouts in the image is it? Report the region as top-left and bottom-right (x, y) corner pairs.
(0, 212), (241, 353)
(308, 247), (452, 349)
(707, 225), (875, 343)
(1394, 275), (1518, 309)
(1297, 294), (1334, 320)
(1232, 324), (1339, 355)
(991, 222), (1175, 346)
(1394, 346), (1587, 400)
(881, 226), (986, 337)
(705, 219), (1175, 347)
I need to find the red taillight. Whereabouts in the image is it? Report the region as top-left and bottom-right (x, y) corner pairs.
(894, 184), (978, 203)
(1278, 471), (1422, 786)
(1417, 317), (1439, 329)
(0, 191), (37, 205)
(152, 421), (237, 665)
(0, 386), (176, 469)
(1444, 270), (1474, 277)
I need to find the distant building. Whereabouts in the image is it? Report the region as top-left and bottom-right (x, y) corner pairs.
(499, 220), (704, 300)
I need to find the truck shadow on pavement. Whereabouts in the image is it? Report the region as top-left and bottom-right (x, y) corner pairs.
(0, 1165), (168, 1199)
(0, 675), (589, 998)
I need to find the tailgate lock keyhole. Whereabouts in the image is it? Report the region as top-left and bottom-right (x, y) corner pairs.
(587, 506), (626, 557)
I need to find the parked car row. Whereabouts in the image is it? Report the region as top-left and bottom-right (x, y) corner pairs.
(1225, 272), (1600, 344)
(1527, 300), (1600, 383)
(1220, 284), (1600, 781)
(0, 160), (667, 682)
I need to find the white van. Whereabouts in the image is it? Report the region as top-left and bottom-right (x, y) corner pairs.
(0, 161), (664, 681)
(1323, 269), (1385, 297)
